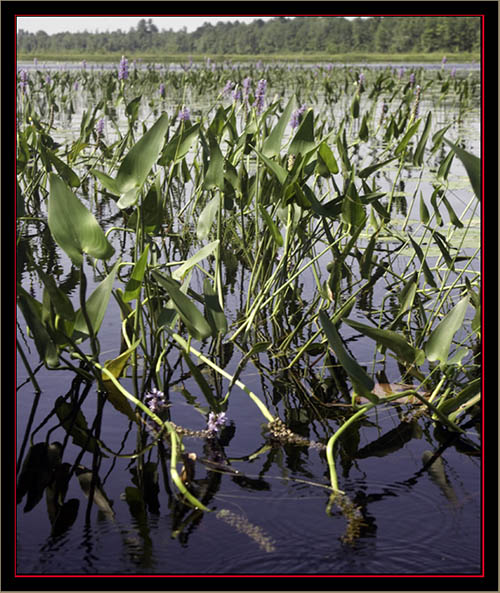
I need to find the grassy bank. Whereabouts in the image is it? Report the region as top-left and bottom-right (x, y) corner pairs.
(17, 51), (479, 64)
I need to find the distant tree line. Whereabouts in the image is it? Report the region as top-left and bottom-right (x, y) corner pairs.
(17, 16), (481, 56)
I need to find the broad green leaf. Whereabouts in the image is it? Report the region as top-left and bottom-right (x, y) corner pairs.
(425, 295), (470, 365)
(48, 174), (114, 266)
(358, 157), (398, 179)
(102, 341), (141, 423)
(398, 272), (418, 313)
(262, 95), (296, 157)
(359, 113), (369, 141)
(345, 318), (426, 366)
(413, 111), (432, 166)
(444, 139), (480, 199)
(437, 150), (455, 181)
(395, 119), (421, 156)
(260, 206), (284, 247)
(408, 235), (437, 288)
(316, 141), (339, 176)
(436, 377), (480, 417)
(419, 192), (430, 224)
(289, 109), (315, 155)
(254, 149), (288, 185)
(342, 182), (366, 230)
(17, 287), (59, 368)
(152, 271), (212, 340)
(360, 233), (377, 279)
(91, 169), (122, 197)
(124, 244), (150, 302)
(203, 278), (227, 335)
(48, 150), (80, 187)
(74, 261), (119, 337)
(196, 196), (220, 240)
(431, 230), (455, 271)
(440, 194), (464, 228)
(318, 311), (377, 402)
(173, 240), (220, 281)
(115, 112), (169, 193)
(203, 130), (225, 190)
(160, 122), (200, 165)
(350, 94), (360, 119)
(116, 187), (140, 209)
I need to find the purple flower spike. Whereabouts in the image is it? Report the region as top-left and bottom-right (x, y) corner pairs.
(96, 118), (105, 136)
(232, 87), (242, 102)
(253, 78), (267, 114)
(222, 80), (235, 96)
(118, 55), (129, 80)
(290, 103), (307, 129)
(19, 69), (28, 93)
(442, 56), (447, 65)
(207, 412), (227, 435)
(409, 72), (415, 86)
(178, 106), (191, 121)
(159, 83), (166, 98)
(144, 387), (167, 414)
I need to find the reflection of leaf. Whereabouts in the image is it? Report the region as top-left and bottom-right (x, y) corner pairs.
(356, 421), (419, 458)
(17, 442), (62, 512)
(76, 466), (115, 517)
(51, 499), (80, 537)
(54, 398), (103, 455)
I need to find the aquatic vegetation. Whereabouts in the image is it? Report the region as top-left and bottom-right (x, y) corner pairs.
(16, 59), (481, 550)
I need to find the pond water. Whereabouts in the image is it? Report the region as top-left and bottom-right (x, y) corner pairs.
(15, 61), (482, 576)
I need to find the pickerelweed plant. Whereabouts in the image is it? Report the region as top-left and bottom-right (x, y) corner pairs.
(16, 61), (481, 541)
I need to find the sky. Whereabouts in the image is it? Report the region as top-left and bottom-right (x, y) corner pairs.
(16, 16), (279, 35)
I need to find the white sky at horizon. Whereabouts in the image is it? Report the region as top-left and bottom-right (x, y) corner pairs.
(16, 16), (278, 35)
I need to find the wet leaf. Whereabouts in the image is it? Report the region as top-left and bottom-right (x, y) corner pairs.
(444, 139), (480, 199)
(345, 318), (425, 366)
(115, 112), (169, 193)
(289, 109), (315, 155)
(203, 130), (224, 190)
(425, 295), (470, 365)
(203, 278), (227, 336)
(319, 311), (377, 402)
(102, 340), (141, 423)
(152, 271), (212, 340)
(262, 94), (296, 157)
(174, 240), (220, 280)
(196, 197), (220, 240)
(48, 174), (114, 266)
(260, 205), (283, 247)
(123, 244), (150, 302)
(74, 261), (119, 338)
(413, 111), (432, 166)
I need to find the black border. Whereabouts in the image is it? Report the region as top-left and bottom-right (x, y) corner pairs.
(4, 1), (498, 591)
